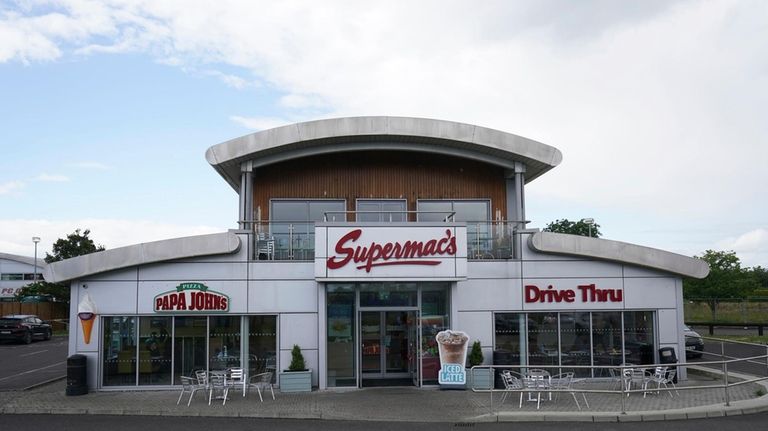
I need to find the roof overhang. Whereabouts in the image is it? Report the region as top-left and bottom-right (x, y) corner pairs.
(206, 116), (562, 192)
(528, 231), (710, 279)
(0, 252), (45, 267)
(43, 232), (241, 283)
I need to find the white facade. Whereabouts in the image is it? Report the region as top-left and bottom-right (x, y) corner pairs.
(63, 229), (687, 390)
(0, 253), (45, 299)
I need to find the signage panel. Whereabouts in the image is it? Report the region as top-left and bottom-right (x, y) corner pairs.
(521, 279), (624, 310)
(315, 225), (467, 281)
(153, 282), (230, 313)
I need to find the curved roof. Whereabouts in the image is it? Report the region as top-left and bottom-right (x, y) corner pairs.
(206, 116), (562, 191)
(0, 252), (45, 267)
(43, 232), (241, 283)
(528, 231), (710, 279)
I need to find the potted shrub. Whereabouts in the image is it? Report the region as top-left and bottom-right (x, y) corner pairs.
(468, 341), (492, 389)
(279, 345), (312, 392)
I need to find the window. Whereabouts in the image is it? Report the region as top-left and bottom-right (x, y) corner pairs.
(494, 311), (656, 378)
(416, 200), (490, 222)
(103, 315), (277, 387)
(356, 199), (407, 222)
(271, 199), (346, 222)
(1, 273), (24, 281)
(270, 200), (346, 260)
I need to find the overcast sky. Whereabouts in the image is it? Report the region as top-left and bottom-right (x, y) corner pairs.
(1, 0), (766, 268)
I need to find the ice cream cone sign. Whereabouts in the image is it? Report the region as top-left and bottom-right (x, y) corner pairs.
(78, 293), (97, 345)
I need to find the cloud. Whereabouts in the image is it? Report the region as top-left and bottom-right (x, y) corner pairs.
(230, 115), (291, 131)
(0, 180), (25, 195)
(0, 218), (227, 258)
(716, 229), (768, 268)
(1, 1), (766, 267)
(35, 173), (70, 182)
(67, 161), (111, 170)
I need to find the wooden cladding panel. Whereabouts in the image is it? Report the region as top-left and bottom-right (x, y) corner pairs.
(253, 151), (507, 220)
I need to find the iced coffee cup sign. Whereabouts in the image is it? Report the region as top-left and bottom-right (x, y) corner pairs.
(436, 330), (469, 385)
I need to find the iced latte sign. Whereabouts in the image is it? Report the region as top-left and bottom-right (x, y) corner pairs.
(436, 330), (469, 385)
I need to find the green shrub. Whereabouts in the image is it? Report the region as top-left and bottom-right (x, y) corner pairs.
(289, 344), (307, 371)
(468, 340), (484, 367)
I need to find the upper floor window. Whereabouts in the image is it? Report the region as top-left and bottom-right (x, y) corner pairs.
(270, 199), (346, 222)
(356, 199), (407, 222)
(416, 200), (490, 222)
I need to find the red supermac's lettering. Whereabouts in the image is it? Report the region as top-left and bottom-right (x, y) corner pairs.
(326, 229), (458, 272)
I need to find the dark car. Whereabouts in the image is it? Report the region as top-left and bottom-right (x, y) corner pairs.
(684, 325), (704, 359)
(0, 315), (52, 344)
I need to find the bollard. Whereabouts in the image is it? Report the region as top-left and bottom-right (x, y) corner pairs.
(722, 341), (730, 407)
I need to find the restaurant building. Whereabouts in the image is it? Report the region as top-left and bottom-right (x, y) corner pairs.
(45, 116), (709, 391)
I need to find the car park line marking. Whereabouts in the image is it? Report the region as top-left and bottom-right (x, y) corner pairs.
(20, 349), (48, 357)
(0, 361), (65, 382)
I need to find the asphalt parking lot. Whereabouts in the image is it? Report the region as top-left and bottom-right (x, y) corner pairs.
(0, 336), (68, 391)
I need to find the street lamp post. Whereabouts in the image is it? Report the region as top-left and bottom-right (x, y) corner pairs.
(32, 236), (41, 282)
(581, 218), (595, 238)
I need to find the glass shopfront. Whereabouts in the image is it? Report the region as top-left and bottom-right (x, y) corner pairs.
(493, 311), (656, 378)
(326, 282), (450, 388)
(102, 315), (277, 387)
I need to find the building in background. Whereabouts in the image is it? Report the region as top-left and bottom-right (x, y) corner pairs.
(45, 116), (708, 391)
(0, 253), (45, 300)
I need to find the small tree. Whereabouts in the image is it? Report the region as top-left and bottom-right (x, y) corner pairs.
(289, 344), (306, 371)
(543, 219), (602, 238)
(468, 341), (484, 367)
(15, 228), (105, 303)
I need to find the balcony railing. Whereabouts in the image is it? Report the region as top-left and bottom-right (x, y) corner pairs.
(247, 219), (524, 261)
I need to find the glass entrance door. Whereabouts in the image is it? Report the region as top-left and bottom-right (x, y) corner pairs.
(360, 310), (418, 384)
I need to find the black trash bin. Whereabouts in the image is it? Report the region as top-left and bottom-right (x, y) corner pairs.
(66, 354), (88, 396)
(658, 347), (678, 383)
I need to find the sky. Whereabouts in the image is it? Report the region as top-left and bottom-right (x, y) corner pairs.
(0, 0), (766, 268)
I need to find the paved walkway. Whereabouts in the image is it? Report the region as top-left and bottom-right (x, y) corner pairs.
(1, 369), (767, 423)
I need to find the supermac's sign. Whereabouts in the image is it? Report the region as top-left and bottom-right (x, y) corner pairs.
(154, 282), (229, 312)
(315, 225), (467, 280)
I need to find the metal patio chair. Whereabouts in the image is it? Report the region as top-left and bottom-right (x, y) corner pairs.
(248, 371), (275, 402)
(499, 370), (525, 408)
(208, 372), (229, 405)
(227, 367), (247, 397)
(177, 376), (206, 407)
(550, 372), (586, 410)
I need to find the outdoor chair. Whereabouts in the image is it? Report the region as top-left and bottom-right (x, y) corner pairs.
(177, 376), (207, 406)
(256, 233), (275, 260)
(227, 367), (247, 397)
(608, 367), (624, 390)
(499, 370), (525, 408)
(645, 368), (679, 397)
(208, 372), (229, 405)
(194, 369), (209, 389)
(523, 369), (551, 409)
(248, 371), (275, 402)
(550, 372), (585, 410)
(628, 367), (649, 396)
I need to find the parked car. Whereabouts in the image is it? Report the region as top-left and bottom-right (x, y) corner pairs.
(683, 324), (704, 358)
(0, 315), (52, 344)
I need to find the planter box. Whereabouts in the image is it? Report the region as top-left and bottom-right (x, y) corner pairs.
(470, 368), (493, 390)
(279, 369), (312, 393)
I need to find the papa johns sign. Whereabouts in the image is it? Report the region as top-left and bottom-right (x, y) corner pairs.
(326, 228), (458, 273)
(154, 282), (229, 312)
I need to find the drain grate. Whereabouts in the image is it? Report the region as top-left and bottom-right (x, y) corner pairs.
(453, 423), (475, 427)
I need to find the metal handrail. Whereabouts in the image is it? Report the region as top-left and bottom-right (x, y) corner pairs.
(469, 350), (768, 415)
